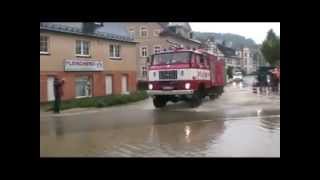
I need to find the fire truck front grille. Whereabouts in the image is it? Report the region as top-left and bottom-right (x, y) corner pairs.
(159, 71), (177, 80)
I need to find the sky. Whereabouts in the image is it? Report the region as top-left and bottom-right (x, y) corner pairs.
(189, 23), (280, 44)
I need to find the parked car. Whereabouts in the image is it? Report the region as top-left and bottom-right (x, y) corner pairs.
(233, 72), (243, 82)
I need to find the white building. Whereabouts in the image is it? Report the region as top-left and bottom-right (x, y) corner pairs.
(236, 47), (254, 74)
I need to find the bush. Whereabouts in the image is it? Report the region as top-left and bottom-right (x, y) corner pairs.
(96, 100), (105, 108)
(43, 91), (149, 112)
(137, 81), (148, 90)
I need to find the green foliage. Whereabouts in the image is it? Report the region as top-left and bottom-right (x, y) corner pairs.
(261, 29), (280, 66)
(227, 66), (234, 79)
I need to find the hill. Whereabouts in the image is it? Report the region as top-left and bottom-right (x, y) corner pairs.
(193, 32), (257, 49)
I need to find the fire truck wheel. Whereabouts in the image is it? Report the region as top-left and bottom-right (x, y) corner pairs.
(190, 91), (202, 108)
(153, 96), (167, 108)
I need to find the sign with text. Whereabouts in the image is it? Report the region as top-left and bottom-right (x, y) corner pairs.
(64, 59), (104, 71)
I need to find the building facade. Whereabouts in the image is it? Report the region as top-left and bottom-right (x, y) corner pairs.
(123, 22), (201, 81)
(216, 44), (240, 72)
(40, 22), (137, 102)
(236, 47), (253, 74)
(236, 46), (269, 74)
(204, 38), (240, 73)
(252, 46), (269, 70)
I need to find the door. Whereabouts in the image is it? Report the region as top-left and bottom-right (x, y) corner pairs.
(47, 76), (55, 101)
(121, 75), (128, 94)
(105, 75), (113, 95)
(209, 58), (215, 85)
(75, 76), (91, 98)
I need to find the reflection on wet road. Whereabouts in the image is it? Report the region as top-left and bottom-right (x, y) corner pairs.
(40, 76), (280, 157)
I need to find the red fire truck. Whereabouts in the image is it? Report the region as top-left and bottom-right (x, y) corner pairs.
(147, 48), (225, 108)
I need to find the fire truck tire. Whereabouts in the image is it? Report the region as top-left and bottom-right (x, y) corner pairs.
(190, 91), (202, 108)
(153, 96), (167, 108)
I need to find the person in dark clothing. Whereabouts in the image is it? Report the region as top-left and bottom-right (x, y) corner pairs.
(271, 68), (280, 93)
(257, 72), (268, 94)
(53, 77), (65, 113)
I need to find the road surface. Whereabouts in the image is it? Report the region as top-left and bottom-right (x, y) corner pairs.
(40, 76), (280, 157)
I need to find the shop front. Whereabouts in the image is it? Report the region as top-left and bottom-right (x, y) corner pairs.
(64, 59), (104, 100)
(40, 59), (137, 102)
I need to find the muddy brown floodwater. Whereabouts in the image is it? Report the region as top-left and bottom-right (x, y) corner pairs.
(40, 76), (280, 157)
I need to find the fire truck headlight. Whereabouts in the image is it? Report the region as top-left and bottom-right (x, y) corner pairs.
(148, 83), (153, 90)
(185, 83), (191, 89)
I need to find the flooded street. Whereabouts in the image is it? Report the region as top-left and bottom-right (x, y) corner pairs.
(40, 76), (280, 157)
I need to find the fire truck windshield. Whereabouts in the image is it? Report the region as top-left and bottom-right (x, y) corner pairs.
(152, 52), (190, 65)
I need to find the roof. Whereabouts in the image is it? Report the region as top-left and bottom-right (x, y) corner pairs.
(158, 22), (169, 29)
(40, 22), (136, 43)
(156, 22), (201, 45)
(159, 29), (201, 45)
(217, 44), (236, 57)
(167, 23), (192, 31)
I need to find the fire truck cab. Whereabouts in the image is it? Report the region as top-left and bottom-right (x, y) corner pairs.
(147, 48), (225, 108)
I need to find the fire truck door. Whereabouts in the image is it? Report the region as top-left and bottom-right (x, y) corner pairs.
(209, 59), (215, 85)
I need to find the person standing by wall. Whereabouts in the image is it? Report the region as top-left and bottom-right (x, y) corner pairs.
(53, 77), (65, 113)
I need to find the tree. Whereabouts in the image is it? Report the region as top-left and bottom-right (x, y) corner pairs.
(261, 29), (280, 66)
(227, 66), (234, 79)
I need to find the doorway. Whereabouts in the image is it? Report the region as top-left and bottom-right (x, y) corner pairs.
(47, 76), (55, 101)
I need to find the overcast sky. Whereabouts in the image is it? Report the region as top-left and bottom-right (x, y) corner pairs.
(189, 22), (280, 44)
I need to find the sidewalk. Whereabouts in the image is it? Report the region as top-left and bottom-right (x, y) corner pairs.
(40, 97), (152, 118)
(40, 107), (99, 117)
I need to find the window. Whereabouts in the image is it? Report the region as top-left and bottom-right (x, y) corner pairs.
(153, 29), (160, 36)
(109, 44), (121, 58)
(154, 46), (161, 54)
(141, 47), (148, 57)
(203, 56), (209, 67)
(75, 76), (91, 98)
(195, 54), (201, 64)
(140, 27), (148, 38)
(40, 36), (49, 53)
(142, 67), (147, 77)
(76, 40), (90, 56)
(152, 52), (191, 65)
(200, 55), (204, 64)
(129, 29), (135, 39)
